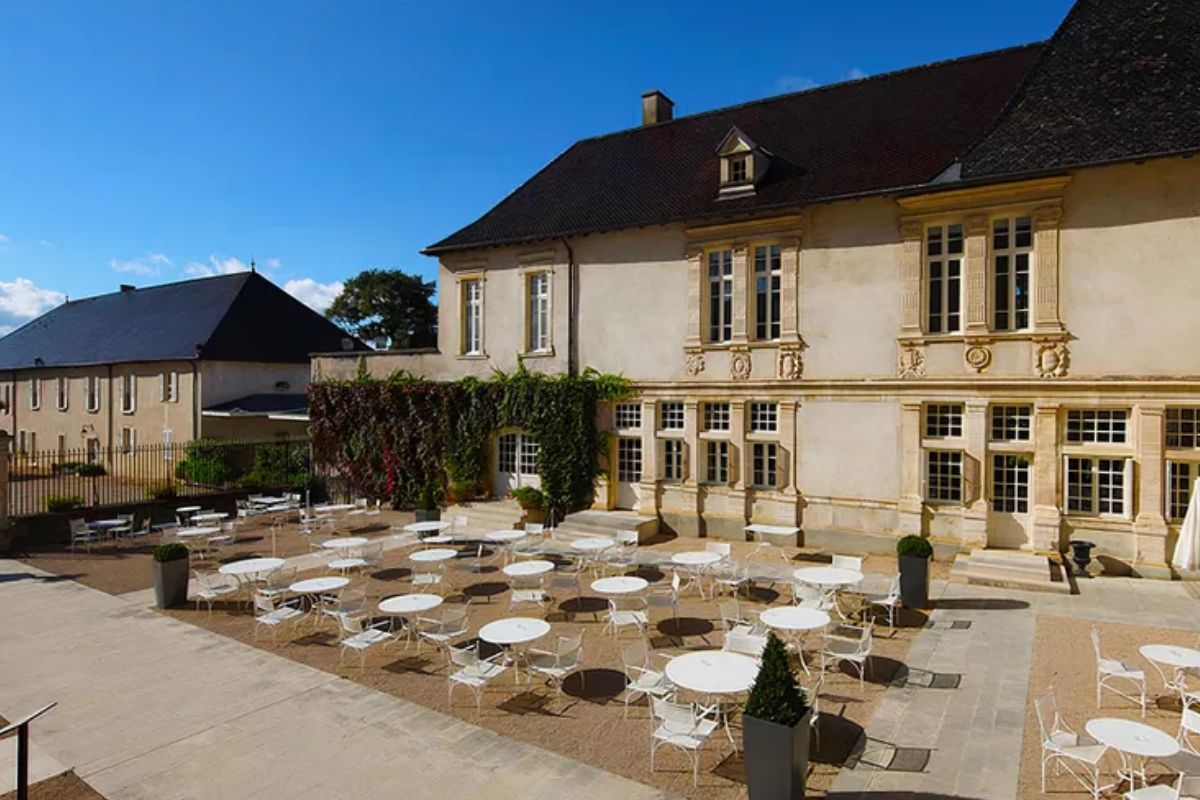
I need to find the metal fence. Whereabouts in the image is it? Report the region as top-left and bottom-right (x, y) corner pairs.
(6, 438), (311, 517)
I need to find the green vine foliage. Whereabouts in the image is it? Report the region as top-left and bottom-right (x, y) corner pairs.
(308, 365), (631, 517)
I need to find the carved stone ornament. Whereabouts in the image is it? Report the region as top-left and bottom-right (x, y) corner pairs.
(777, 346), (803, 380)
(730, 348), (752, 381)
(1034, 340), (1070, 378)
(897, 342), (926, 379)
(964, 343), (992, 373)
(684, 348), (706, 377)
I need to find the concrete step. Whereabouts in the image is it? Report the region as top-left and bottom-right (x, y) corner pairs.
(444, 500), (525, 532)
(950, 548), (1073, 595)
(558, 508), (657, 543)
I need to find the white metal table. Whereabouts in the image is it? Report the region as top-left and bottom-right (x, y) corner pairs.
(590, 576), (649, 595)
(480, 617), (552, 683)
(792, 566), (863, 587)
(665, 650), (759, 751)
(1085, 717), (1179, 790)
(502, 560), (556, 577)
(572, 538), (614, 552)
(379, 593), (444, 645)
(321, 537), (370, 551)
(405, 520), (451, 534)
(219, 557), (285, 578)
(486, 529), (527, 543)
(421, 534), (456, 544)
(289, 576), (349, 595)
(759, 606), (830, 674)
(746, 524), (801, 560)
(176, 505), (201, 514)
(191, 511), (229, 523)
(409, 548), (458, 563)
(174, 526), (222, 539)
(1139, 644), (1200, 698)
(672, 551), (723, 594)
(328, 557), (367, 574)
(314, 503), (355, 514)
(251, 496), (288, 506)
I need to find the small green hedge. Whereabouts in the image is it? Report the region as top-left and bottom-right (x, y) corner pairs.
(50, 461), (106, 477)
(897, 535), (934, 559)
(153, 543), (189, 563)
(511, 486), (545, 510)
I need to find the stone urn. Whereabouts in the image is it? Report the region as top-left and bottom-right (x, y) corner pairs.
(1067, 540), (1096, 577)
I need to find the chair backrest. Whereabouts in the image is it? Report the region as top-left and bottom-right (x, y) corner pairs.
(339, 613), (365, 636)
(1089, 626), (1103, 661)
(267, 566), (296, 589)
(525, 523), (544, 536)
(622, 640), (649, 671)
(718, 600), (744, 630)
(832, 554), (863, 572)
(338, 587), (367, 611)
(557, 631), (583, 656)
(651, 697), (697, 732)
(670, 571), (681, 593)
(452, 514), (468, 532)
(362, 542), (384, 562)
(1181, 707), (1200, 749)
(706, 542), (732, 557)
(253, 592), (277, 614)
(1033, 690), (1060, 741)
(617, 529), (639, 547)
(447, 642), (478, 668)
(355, 498), (368, 509)
(804, 673), (825, 717)
(69, 518), (88, 534)
(440, 606), (469, 634)
(887, 574), (901, 597)
(725, 630), (766, 656)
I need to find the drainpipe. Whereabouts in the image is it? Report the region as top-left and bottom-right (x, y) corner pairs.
(106, 364), (113, 465)
(560, 238), (578, 377)
(190, 362), (200, 440)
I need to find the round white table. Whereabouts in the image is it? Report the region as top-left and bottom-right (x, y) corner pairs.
(177, 505), (201, 514)
(289, 576), (349, 594)
(572, 538), (614, 552)
(87, 518), (125, 530)
(314, 503), (355, 514)
(671, 551), (723, 567)
(405, 520), (451, 534)
(666, 650), (759, 751)
(422, 534), (455, 544)
(503, 560), (556, 577)
(328, 557), (367, 573)
(410, 548), (458, 563)
(480, 617), (551, 646)
(793, 566), (863, 587)
(321, 537), (370, 551)
(174, 526), (222, 539)
(1086, 717), (1179, 790)
(590, 576), (649, 595)
(486, 529), (526, 543)
(191, 512), (229, 523)
(1139, 644), (1200, 697)
(252, 496), (288, 506)
(379, 593), (443, 615)
(219, 557), (285, 578)
(760, 606), (831, 674)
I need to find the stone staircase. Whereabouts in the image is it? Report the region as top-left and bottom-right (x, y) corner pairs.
(556, 508), (658, 544)
(949, 548), (1074, 594)
(443, 499), (525, 534)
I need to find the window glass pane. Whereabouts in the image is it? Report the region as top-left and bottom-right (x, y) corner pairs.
(617, 438), (642, 482)
(706, 441), (728, 483)
(1168, 460), (1194, 520)
(752, 442), (778, 488)
(659, 402), (684, 430)
(614, 403), (641, 430)
(992, 454), (1030, 513)
(704, 403), (730, 431)
(750, 402), (778, 433)
(990, 405), (1032, 441)
(1065, 409), (1128, 444)
(926, 450), (963, 502)
(1166, 408), (1200, 449)
(925, 404), (964, 438)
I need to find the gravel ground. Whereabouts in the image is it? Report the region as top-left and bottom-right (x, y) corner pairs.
(0, 772), (107, 800)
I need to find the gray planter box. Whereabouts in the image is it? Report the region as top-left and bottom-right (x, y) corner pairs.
(899, 554), (930, 608)
(743, 708), (811, 800)
(153, 557), (190, 609)
(414, 508), (441, 523)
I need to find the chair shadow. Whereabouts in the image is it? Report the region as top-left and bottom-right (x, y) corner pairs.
(812, 713), (867, 766)
(382, 654), (438, 675)
(349, 523), (390, 534)
(744, 585), (781, 604)
(461, 581), (508, 602)
(656, 616), (715, 639)
(497, 691), (562, 717)
(562, 668), (625, 702)
(631, 566), (665, 583)
(0, 571), (83, 584)
(831, 655), (907, 686)
(558, 596), (608, 617)
(370, 567), (412, 582)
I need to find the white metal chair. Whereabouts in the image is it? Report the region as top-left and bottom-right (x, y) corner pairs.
(258, 566), (297, 601)
(1158, 707), (1200, 777)
(337, 612), (397, 670)
(792, 581), (837, 612)
(1090, 626), (1147, 716)
(709, 560), (749, 598)
(831, 554), (863, 572)
(724, 629), (768, 659)
(193, 571), (239, 615)
(649, 696), (720, 786)
(605, 530), (640, 574)
(646, 571), (681, 620)
(526, 632), (584, 695)
(605, 596), (649, 639)
(804, 672), (825, 752)
(1034, 688), (1108, 800)
(1122, 775), (1200, 800)
(865, 575), (902, 627)
(359, 541), (384, 570)
(416, 607), (469, 656)
(718, 600), (758, 638)
(411, 562), (445, 594)
(821, 622), (874, 689)
(450, 514), (469, 537)
(509, 573), (547, 609)
(621, 640), (674, 717)
(514, 523), (545, 558)
(70, 518), (97, 552)
(549, 557), (585, 598)
(252, 591), (305, 641)
(318, 587), (367, 629)
(446, 641), (507, 712)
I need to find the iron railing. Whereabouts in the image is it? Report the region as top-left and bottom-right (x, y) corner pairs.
(6, 438), (311, 517)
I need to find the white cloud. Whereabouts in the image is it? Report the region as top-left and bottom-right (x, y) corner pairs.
(842, 67), (868, 81)
(774, 75), (817, 93)
(263, 257), (282, 272)
(0, 325), (13, 337)
(0, 234), (10, 245)
(110, 251), (172, 277)
(184, 255), (252, 278)
(284, 278), (343, 313)
(39, 239), (54, 248)
(0, 277), (66, 321)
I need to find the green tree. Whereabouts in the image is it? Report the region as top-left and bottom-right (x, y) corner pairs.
(326, 269), (437, 349)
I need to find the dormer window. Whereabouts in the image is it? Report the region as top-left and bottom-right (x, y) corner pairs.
(716, 126), (769, 199)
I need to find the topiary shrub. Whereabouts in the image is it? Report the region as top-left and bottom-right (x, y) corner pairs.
(417, 479), (440, 511)
(745, 632), (808, 726)
(153, 542), (189, 563)
(47, 494), (85, 512)
(510, 486), (545, 511)
(897, 535), (934, 559)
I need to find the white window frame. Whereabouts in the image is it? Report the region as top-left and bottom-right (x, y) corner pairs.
(28, 377), (41, 410)
(753, 244), (782, 341)
(661, 439), (685, 482)
(925, 223), (963, 334)
(750, 441), (779, 489)
(706, 249), (733, 343)
(659, 401), (684, 431)
(990, 453), (1031, 513)
(704, 402), (731, 432)
(85, 375), (101, 413)
(526, 271), (551, 354)
(749, 402), (778, 434)
(925, 403), (964, 439)
(0, 384), (9, 414)
(461, 277), (484, 356)
(163, 428), (174, 461)
(120, 426), (136, 454)
(728, 155), (748, 184)
(617, 437), (642, 483)
(1063, 455), (1132, 519)
(1166, 408), (1200, 450)
(990, 404), (1032, 441)
(120, 374), (136, 414)
(614, 403), (642, 431)
(161, 371), (178, 403)
(704, 440), (730, 485)
(991, 215), (1034, 332)
(925, 449), (964, 504)
(56, 376), (68, 412)
(1065, 409), (1128, 444)
(1166, 459), (1196, 521)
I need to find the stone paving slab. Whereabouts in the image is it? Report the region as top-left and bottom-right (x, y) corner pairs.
(0, 560), (671, 800)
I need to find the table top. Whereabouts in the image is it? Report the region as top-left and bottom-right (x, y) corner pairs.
(174, 526), (222, 538)
(590, 576), (650, 595)
(251, 496), (288, 505)
(503, 560), (556, 577)
(321, 537), (370, 549)
(666, 651), (759, 694)
(572, 538), (614, 551)
(176, 505), (202, 513)
(379, 593), (443, 615)
(1139, 644), (1200, 669)
(410, 548), (458, 563)
(289, 576), (349, 594)
(479, 617), (551, 646)
(219, 557), (285, 576)
(88, 519), (127, 528)
(745, 524), (801, 536)
(486, 529), (526, 542)
(793, 566), (863, 587)
(760, 606), (831, 632)
(405, 520), (451, 533)
(1085, 718), (1180, 757)
(314, 503), (355, 513)
(328, 558), (367, 570)
(672, 551), (723, 567)
(422, 534), (455, 544)
(191, 512), (229, 522)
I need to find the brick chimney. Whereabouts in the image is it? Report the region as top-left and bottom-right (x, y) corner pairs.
(641, 90), (674, 126)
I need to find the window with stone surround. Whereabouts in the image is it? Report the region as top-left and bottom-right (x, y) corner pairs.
(661, 439), (685, 482)
(461, 278), (483, 356)
(1065, 409), (1128, 444)
(707, 249), (733, 343)
(120, 374), (136, 414)
(991, 454), (1030, 513)
(992, 216), (1033, 331)
(749, 402), (778, 433)
(85, 376), (101, 413)
(705, 440), (729, 484)
(1065, 455), (1130, 517)
(526, 272), (551, 353)
(704, 402), (730, 432)
(28, 378), (41, 410)
(56, 377), (68, 412)
(614, 403), (641, 431)
(1166, 460), (1195, 521)
(617, 437), (642, 483)
(751, 442), (778, 489)
(926, 450), (963, 503)
(1167, 408), (1200, 449)
(659, 401), (684, 431)
(753, 244), (782, 341)
(990, 405), (1032, 441)
(1165, 407), (1200, 521)
(926, 223), (963, 334)
(925, 404), (964, 438)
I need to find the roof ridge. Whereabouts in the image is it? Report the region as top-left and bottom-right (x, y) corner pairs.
(62, 270), (253, 306)
(579, 41), (1048, 145)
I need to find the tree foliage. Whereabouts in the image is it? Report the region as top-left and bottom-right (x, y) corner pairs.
(325, 268), (437, 349)
(308, 366), (630, 519)
(744, 632), (808, 727)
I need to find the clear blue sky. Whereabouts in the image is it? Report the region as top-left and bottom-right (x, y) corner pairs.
(0, 0), (1074, 333)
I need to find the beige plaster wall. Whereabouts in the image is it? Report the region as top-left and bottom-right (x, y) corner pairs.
(797, 399), (900, 501)
(198, 361), (311, 407)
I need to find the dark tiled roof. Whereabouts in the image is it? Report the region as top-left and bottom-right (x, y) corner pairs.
(202, 393), (308, 416)
(962, 0), (1200, 178)
(0, 272), (366, 370)
(424, 44), (1045, 254)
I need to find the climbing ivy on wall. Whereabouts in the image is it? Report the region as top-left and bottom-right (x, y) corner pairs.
(308, 366), (631, 518)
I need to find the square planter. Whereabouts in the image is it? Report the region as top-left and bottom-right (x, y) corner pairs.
(898, 554), (930, 608)
(414, 508), (441, 523)
(743, 708), (811, 800)
(153, 557), (190, 609)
